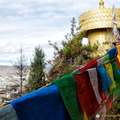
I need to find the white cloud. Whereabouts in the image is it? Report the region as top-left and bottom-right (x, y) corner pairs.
(0, 0), (119, 66)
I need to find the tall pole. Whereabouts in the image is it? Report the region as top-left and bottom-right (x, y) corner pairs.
(112, 5), (120, 41)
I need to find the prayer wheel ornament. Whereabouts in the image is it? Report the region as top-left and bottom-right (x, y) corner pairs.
(79, 0), (120, 48)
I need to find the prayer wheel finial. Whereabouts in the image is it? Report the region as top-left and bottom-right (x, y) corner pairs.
(99, 0), (104, 8)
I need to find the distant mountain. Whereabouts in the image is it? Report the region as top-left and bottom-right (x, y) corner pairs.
(0, 65), (29, 77)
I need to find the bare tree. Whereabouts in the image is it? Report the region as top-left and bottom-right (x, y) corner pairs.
(11, 46), (28, 96)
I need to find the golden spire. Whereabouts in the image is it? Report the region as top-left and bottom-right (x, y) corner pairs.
(99, 0), (105, 8)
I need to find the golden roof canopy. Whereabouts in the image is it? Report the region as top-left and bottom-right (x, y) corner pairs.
(79, 0), (120, 32)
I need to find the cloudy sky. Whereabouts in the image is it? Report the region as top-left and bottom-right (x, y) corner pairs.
(0, 0), (119, 67)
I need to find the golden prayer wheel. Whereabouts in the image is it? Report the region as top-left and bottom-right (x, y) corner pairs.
(79, 0), (120, 47)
